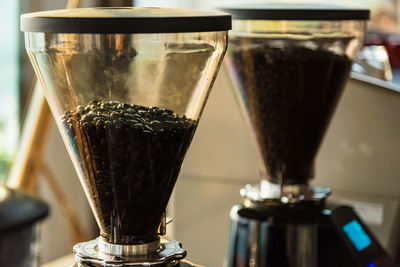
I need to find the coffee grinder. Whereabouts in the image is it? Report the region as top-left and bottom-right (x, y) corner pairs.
(21, 7), (230, 267)
(221, 4), (398, 267)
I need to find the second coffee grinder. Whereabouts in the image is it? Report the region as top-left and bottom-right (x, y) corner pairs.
(221, 4), (398, 267)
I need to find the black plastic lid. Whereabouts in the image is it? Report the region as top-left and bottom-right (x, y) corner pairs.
(21, 7), (231, 33)
(0, 186), (49, 232)
(219, 4), (370, 21)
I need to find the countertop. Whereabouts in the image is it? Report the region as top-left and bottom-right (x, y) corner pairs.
(41, 254), (205, 267)
(350, 71), (400, 94)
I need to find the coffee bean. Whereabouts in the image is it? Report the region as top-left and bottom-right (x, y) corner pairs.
(228, 39), (352, 184)
(62, 100), (196, 244)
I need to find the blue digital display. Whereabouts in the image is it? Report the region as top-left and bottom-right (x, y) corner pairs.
(342, 220), (372, 251)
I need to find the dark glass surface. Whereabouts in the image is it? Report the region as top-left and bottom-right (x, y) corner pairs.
(227, 37), (352, 184)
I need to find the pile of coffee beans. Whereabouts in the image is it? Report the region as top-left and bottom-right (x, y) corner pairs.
(228, 38), (352, 184)
(62, 100), (197, 244)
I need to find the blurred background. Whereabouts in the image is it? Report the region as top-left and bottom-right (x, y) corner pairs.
(1, 0), (400, 266)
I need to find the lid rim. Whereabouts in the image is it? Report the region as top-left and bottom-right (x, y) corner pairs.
(219, 7), (370, 21)
(20, 8), (232, 33)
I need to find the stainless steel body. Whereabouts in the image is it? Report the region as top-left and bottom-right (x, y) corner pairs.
(226, 205), (317, 267)
(97, 238), (161, 256)
(225, 182), (327, 267)
(74, 238), (186, 267)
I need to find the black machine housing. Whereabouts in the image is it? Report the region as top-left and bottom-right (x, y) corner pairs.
(226, 199), (398, 267)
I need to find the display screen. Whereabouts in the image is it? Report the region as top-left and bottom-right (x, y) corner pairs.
(342, 220), (372, 251)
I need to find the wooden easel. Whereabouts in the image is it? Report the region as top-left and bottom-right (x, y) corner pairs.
(6, 0), (141, 248)
(6, 0), (88, 247)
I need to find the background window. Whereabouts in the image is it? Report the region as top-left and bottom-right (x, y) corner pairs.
(0, 1), (19, 182)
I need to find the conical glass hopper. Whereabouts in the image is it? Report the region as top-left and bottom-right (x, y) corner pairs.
(222, 4), (368, 199)
(22, 7), (230, 266)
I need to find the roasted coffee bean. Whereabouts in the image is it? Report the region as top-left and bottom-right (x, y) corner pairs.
(228, 39), (352, 184)
(62, 100), (197, 244)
